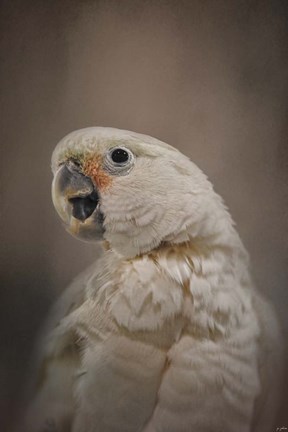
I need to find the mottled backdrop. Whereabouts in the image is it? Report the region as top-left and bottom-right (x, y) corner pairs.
(0, 1), (287, 430)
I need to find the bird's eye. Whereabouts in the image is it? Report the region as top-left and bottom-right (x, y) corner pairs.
(104, 146), (135, 175)
(111, 148), (129, 164)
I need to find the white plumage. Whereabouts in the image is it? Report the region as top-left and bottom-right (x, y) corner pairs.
(25, 128), (283, 432)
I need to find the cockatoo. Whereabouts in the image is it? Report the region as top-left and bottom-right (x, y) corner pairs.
(24, 127), (283, 432)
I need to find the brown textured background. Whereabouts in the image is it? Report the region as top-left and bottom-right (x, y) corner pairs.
(0, 1), (287, 430)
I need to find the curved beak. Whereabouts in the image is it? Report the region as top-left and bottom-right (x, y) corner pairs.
(52, 161), (104, 241)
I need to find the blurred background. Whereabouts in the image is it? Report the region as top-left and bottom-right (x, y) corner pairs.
(0, 0), (287, 430)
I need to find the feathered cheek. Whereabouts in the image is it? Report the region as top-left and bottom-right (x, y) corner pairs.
(82, 155), (113, 191)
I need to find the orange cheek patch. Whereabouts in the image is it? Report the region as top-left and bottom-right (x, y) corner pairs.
(82, 155), (112, 191)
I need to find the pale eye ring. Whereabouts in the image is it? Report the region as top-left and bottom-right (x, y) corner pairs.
(104, 146), (134, 175)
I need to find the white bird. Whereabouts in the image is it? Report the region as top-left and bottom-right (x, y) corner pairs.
(24, 127), (283, 432)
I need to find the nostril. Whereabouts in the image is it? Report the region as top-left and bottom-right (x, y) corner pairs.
(69, 190), (99, 221)
(66, 158), (82, 172)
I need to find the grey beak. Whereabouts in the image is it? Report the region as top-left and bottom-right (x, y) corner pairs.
(56, 161), (99, 221)
(69, 190), (99, 221)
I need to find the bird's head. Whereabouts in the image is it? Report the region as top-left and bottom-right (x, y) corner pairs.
(52, 127), (232, 258)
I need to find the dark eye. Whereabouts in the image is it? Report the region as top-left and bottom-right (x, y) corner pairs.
(111, 148), (129, 164)
(105, 146), (134, 175)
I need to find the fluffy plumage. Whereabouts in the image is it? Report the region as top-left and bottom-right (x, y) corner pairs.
(24, 128), (283, 432)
